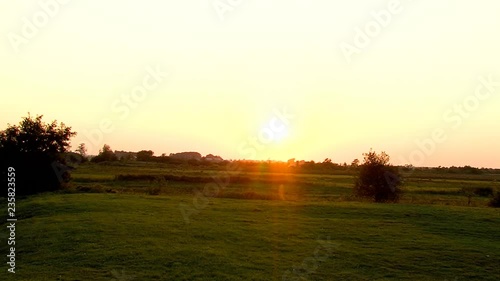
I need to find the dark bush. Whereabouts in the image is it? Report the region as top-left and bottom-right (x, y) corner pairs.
(489, 192), (500, 208)
(473, 187), (494, 197)
(353, 150), (403, 203)
(2, 152), (72, 196)
(136, 150), (154, 161)
(462, 187), (494, 197)
(0, 114), (75, 196)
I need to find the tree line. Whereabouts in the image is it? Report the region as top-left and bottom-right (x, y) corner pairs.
(1, 114), (499, 206)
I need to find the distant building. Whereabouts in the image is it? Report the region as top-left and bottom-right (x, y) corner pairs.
(114, 150), (137, 161)
(204, 154), (224, 163)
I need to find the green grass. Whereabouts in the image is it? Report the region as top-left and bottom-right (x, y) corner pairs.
(70, 162), (499, 207)
(2, 193), (500, 280)
(3, 162), (500, 280)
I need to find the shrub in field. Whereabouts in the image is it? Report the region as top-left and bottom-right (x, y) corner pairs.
(353, 150), (402, 203)
(461, 187), (494, 197)
(473, 187), (494, 197)
(145, 176), (167, 195)
(489, 192), (500, 208)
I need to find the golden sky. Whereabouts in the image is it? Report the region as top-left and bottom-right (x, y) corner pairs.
(1, 0), (499, 167)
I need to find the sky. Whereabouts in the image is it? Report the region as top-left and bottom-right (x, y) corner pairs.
(1, 0), (499, 168)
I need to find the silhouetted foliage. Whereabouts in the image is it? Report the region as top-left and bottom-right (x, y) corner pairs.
(489, 192), (500, 208)
(0, 114), (76, 196)
(136, 150), (154, 161)
(91, 144), (118, 163)
(429, 165), (484, 175)
(64, 152), (86, 166)
(461, 187), (494, 198)
(354, 150), (402, 202)
(75, 143), (88, 162)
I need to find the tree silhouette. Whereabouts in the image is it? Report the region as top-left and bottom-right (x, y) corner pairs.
(137, 150), (154, 161)
(91, 144), (118, 162)
(0, 114), (76, 195)
(76, 143), (87, 159)
(353, 149), (402, 202)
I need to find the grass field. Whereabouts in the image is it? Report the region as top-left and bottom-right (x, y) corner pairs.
(71, 162), (500, 207)
(2, 162), (500, 280)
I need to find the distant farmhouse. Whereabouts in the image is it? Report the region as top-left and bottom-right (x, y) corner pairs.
(204, 154), (224, 163)
(114, 150), (137, 161)
(168, 152), (224, 162)
(111, 150), (223, 163)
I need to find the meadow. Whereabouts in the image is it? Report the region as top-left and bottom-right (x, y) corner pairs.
(2, 161), (500, 280)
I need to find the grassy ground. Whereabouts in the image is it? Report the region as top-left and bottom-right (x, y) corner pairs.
(2, 162), (500, 280)
(2, 193), (499, 280)
(71, 162), (499, 207)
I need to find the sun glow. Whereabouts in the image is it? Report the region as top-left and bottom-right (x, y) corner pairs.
(1, 1), (499, 167)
